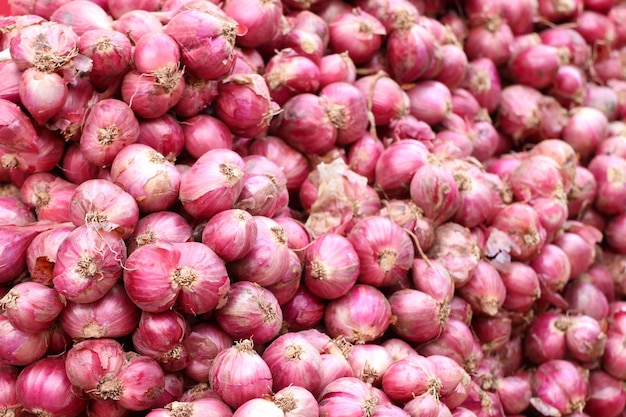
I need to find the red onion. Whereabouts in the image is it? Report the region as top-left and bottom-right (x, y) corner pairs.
(200, 209), (256, 262)
(419, 318), (483, 374)
(604, 311), (626, 379)
(0, 195), (34, 226)
(173, 75), (219, 118)
(179, 148), (245, 220)
(183, 322), (232, 382)
(410, 159), (461, 227)
(282, 286), (325, 331)
(17, 357), (87, 417)
(412, 258), (454, 304)
(347, 132), (384, 184)
(531, 359), (588, 416)
(214, 281), (282, 343)
(403, 392), (441, 417)
(0, 364), (21, 416)
(25, 225), (73, 285)
(262, 332), (324, 392)
(347, 216), (414, 287)
(508, 44), (569, 89)
(120, 69), (185, 119)
(325, 284), (392, 344)
(249, 136), (310, 193)
(264, 49), (320, 106)
(460, 58), (501, 114)
(127, 211), (192, 253)
(584, 84), (619, 121)
(379, 199), (436, 252)
(64, 338), (126, 397)
(318, 377), (381, 417)
(387, 23), (437, 84)
(531, 243), (572, 299)
(60, 144), (100, 185)
(132, 310), (189, 371)
(49, 1), (112, 35)
(0, 222), (57, 284)
(537, 0), (582, 22)
(551, 65), (586, 105)
(382, 354), (440, 404)
(564, 278), (609, 320)
(110, 144), (181, 213)
(124, 241), (229, 314)
(492, 371), (531, 415)
(585, 370), (626, 417)
(234, 386), (318, 417)
(80, 98), (140, 167)
(59, 284), (140, 339)
(0, 281), (63, 332)
(208, 339), (272, 409)
(281, 29), (325, 64)
(304, 232), (359, 299)
(381, 339), (417, 362)
(565, 314), (606, 362)
(465, 18), (513, 67)
(9, 21), (79, 72)
(67, 342), (164, 411)
(567, 166), (597, 218)
(273, 217), (311, 258)
(78, 29), (131, 79)
(52, 225), (126, 303)
(0, 314), (49, 366)
(319, 52), (357, 87)
(111, 9), (162, 42)
(428, 222), (481, 288)
(329, 10), (386, 64)
(215, 74), (279, 138)
(588, 154), (626, 215)
(164, 9), (241, 80)
(450, 167), (494, 227)
(20, 173), (76, 223)
(229, 216), (290, 287)
(390, 288), (449, 343)
(69, 179), (139, 239)
(265, 249), (302, 304)
(132, 31), (180, 75)
(320, 82), (369, 145)
(489, 202), (546, 262)
(374, 139), (429, 196)
(428, 355), (471, 409)
(235, 155), (289, 217)
(224, 0), (283, 48)
(457, 260), (506, 317)
(562, 107), (608, 162)
(576, 10), (616, 46)
(434, 44), (468, 90)
(406, 80), (452, 126)
(273, 93), (337, 154)
(524, 312), (568, 364)
(449, 297), (473, 325)
(498, 262), (540, 312)
(347, 344), (393, 386)
(354, 74), (409, 126)
(18, 67), (68, 126)
(0, 101), (64, 175)
(473, 312), (512, 352)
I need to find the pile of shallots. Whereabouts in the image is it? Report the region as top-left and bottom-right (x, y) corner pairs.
(2, 0), (626, 416)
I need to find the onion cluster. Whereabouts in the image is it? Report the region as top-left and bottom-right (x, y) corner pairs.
(3, 0), (626, 416)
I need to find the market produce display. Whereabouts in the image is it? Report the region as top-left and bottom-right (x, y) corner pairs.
(2, 0), (626, 415)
